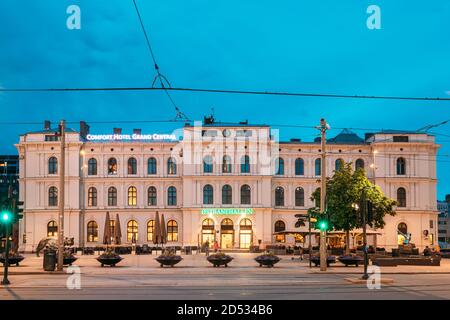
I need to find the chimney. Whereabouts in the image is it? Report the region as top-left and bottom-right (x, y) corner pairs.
(80, 121), (90, 138)
(113, 128), (122, 135)
(133, 128), (142, 135)
(44, 120), (51, 130)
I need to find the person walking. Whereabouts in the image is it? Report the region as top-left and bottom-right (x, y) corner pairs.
(213, 240), (219, 253)
(205, 240), (210, 256)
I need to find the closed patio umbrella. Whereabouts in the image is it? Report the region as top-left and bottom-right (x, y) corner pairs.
(114, 213), (122, 245)
(160, 214), (167, 247)
(153, 211), (161, 252)
(103, 211), (112, 246)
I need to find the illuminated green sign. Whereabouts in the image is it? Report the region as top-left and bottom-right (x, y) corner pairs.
(201, 208), (254, 215)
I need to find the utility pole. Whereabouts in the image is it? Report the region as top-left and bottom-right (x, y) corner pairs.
(57, 120), (66, 271)
(361, 188), (369, 280)
(318, 118), (329, 271)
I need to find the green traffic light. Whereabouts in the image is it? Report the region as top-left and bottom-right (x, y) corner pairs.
(1, 211), (12, 222)
(318, 220), (328, 231)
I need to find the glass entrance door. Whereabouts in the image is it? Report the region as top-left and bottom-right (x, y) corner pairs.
(221, 233), (233, 249)
(239, 231), (252, 249)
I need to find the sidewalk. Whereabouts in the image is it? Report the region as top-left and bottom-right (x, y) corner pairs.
(2, 253), (450, 276)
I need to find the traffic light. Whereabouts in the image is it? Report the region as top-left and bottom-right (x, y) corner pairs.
(317, 218), (329, 231)
(14, 201), (24, 221)
(1, 210), (12, 224)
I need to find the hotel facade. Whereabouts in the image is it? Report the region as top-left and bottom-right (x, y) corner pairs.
(15, 120), (440, 252)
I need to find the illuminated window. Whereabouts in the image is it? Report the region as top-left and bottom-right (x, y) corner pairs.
(203, 155), (213, 173)
(88, 187), (97, 206)
(87, 221), (98, 242)
(88, 158), (97, 175)
(275, 157), (284, 175)
(48, 157), (57, 174)
(240, 155), (250, 173)
(127, 220), (138, 242)
(295, 158), (304, 176)
(147, 220), (155, 241)
(295, 187), (305, 206)
(167, 220), (178, 242)
(275, 187), (284, 206)
(222, 155), (232, 173)
(108, 187), (117, 206)
(167, 157), (177, 175)
(240, 184), (251, 205)
(48, 186), (58, 206)
(127, 186), (137, 206)
(222, 185), (232, 204)
(168, 186), (177, 206)
(203, 184), (213, 204)
(148, 186), (157, 206)
(275, 220), (286, 243)
(47, 220), (57, 237)
(128, 157), (137, 175)
(108, 158), (117, 175)
(148, 157), (157, 174)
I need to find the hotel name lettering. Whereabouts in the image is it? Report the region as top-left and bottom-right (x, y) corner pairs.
(201, 208), (254, 215)
(86, 133), (177, 141)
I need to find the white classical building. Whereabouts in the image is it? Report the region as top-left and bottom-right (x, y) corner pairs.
(15, 119), (440, 252)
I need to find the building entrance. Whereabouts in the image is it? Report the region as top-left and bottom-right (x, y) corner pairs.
(220, 218), (234, 249)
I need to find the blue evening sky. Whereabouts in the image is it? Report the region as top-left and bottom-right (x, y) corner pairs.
(0, 0), (449, 198)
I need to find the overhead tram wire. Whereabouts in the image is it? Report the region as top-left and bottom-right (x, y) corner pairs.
(2, 86), (450, 102)
(131, 0), (189, 121)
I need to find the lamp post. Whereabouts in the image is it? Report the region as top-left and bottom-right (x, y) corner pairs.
(57, 120), (66, 272)
(360, 188), (369, 280)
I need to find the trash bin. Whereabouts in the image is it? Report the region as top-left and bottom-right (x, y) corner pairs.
(185, 246), (192, 255)
(43, 249), (56, 271)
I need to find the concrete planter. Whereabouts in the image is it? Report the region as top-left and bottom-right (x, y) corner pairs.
(207, 254), (233, 267)
(155, 255), (183, 267)
(254, 254), (281, 268)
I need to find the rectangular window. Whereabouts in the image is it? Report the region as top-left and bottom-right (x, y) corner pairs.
(393, 136), (409, 142)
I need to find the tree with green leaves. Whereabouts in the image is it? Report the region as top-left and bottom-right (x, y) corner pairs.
(308, 162), (397, 254)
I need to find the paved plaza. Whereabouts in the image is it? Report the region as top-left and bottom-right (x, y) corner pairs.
(2, 253), (450, 299)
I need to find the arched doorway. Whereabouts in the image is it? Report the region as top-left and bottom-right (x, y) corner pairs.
(220, 218), (234, 249)
(239, 218), (253, 249)
(202, 218), (215, 246)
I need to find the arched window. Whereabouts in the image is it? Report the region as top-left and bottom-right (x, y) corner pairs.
(203, 155), (213, 173)
(335, 158), (344, 171)
(108, 187), (117, 206)
(295, 187), (305, 207)
(47, 220), (57, 237)
(201, 218), (215, 245)
(147, 157), (157, 175)
(167, 220), (178, 242)
(203, 184), (214, 204)
(127, 157), (137, 175)
(396, 157), (406, 175)
(275, 187), (284, 206)
(397, 187), (406, 207)
(315, 158), (321, 176)
(88, 187), (97, 207)
(127, 220), (138, 242)
(87, 221), (98, 242)
(147, 220), (155, 241)
(168, 186), (177, 206)
(222, 155), (232, 173)
(274, 220), (286, 243)
(241, 155), (250, 173)
(148, 186), (157, 206)
(222, 185), (232, 204)
(398, 222), (407, 235)
(275, 157), (284, 175)
(108, 158), (117, 175)
(48, 157), (57, 174)
(127, 186), (137, 206)
(240, 184), (251, 205)
(167, 157), (177, 175)
(48, 186), (58, 206)
(295, 158), (304, 176)
(88, 158), (97, 175)
(355, 158), (365, 170)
